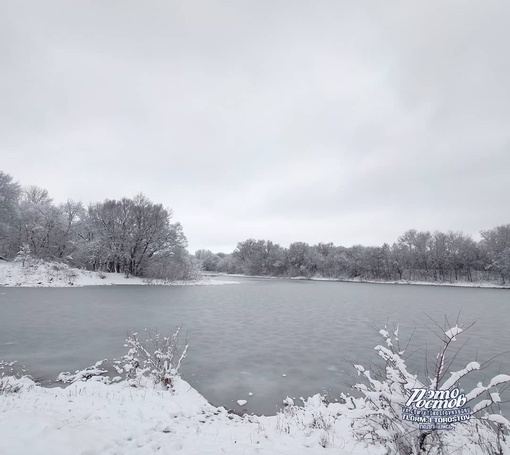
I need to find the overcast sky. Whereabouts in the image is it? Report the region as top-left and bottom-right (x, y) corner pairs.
(1, 1), (509, 253)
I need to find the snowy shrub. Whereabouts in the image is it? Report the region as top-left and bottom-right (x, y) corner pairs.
(349, 321), (510, 454)
(143, 252), (202, 282)
(318, 430), (332, 448)
(0, 361), (22, 394)
(57, 360), (109, 383)
(275, 395), (339, 448)
(14, 243), (32, 267)
(0, 377), (21, 395)
(114, 326), (188, 389)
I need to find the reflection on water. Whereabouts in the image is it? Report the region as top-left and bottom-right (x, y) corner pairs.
(0, 278), (509, 415)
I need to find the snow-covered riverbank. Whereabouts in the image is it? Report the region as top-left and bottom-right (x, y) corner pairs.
(1, 372), (509, 455)
(3, 261), (505, 289)
(211, 273), (510, 289)
(0, 375), (368, 455)
(0, 260), (239, 287)
(303, 276), (510, 289)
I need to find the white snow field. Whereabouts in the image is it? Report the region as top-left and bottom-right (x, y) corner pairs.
(1, 372), (509, 455)
(0, 260), (239, 287)
(0, 376), (373, 455)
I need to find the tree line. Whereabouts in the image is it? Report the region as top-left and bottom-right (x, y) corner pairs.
(3, 169), (509, 285)
(196, 226), (510, 284)
(0, 171), (199, 280)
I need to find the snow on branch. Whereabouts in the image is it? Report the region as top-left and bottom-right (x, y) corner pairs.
(445, 325), (463, 341)
(440, 361), (480, 390)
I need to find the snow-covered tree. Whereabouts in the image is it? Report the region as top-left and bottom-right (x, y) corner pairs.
(14, 243), (31, 267)
(84, 194), (189, 277)
(0, 171), (21, 258)
(481, 225), (510, 283)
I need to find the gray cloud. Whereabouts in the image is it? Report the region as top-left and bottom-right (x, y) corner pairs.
(1, 1), (509, 253)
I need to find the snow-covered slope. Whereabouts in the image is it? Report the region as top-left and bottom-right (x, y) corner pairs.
(0, 376), (368, 455)
(2, 372), (508, 455)
(0, 260), (239, 287)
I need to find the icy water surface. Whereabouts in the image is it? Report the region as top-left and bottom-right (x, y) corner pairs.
(1, 277), (509, 415)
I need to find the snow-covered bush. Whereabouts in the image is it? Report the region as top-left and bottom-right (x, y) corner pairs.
(275, 395), (340, 448)
(54, 329), (189, 389)
(14, 243), (31, 267)
(0, 361), (22, 394)
(114, 326), (188, 389)
(143, 251), (202, 283)
(349, 321), (510, 454)
(0, 377), (22, 395)
(57, 360), (109, 384)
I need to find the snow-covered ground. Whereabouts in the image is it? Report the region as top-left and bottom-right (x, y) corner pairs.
(0, 260), (239, 287)
(0, 376), (372, 455)
(210, 273), (509, 289)
(303, 276), (510, 289)
(1, 371), (509, 455)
